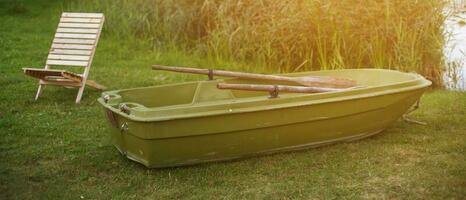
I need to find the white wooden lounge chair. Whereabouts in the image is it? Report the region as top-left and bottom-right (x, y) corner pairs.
(23, 12), (106, 103)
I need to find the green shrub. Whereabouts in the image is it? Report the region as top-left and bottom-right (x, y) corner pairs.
(69, 0), (446, 85)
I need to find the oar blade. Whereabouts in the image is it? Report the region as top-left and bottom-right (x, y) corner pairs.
(297, 76), (357, 88)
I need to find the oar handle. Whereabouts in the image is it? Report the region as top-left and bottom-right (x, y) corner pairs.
(217, 83), (344, 95)
(152, 65), (356, 88)
(152, 65), (292, 82)
(152, 65), (211, 75)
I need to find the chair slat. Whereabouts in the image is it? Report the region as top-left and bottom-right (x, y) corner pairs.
(62, 12), (104, 18)
(48, 54), (90, 61)
(56, 28), (99, 34)
(51, 44), (94, 50)
(23, 68), (64, 79)
(46, 60), (89, 67)
(40, 80), (82, 87)
(49, 49), (92, 55)
(58, 23), (100, 28)
(53, 38), (95, 45)
(62, 71), (83, 81)
(55, 33), (97, 39)
(60, 17), (102, 24)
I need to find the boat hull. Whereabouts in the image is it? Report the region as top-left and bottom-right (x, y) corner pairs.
(99, 69), (430, 168)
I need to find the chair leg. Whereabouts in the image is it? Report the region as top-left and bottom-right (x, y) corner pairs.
(75, 85), (86, 103)
(35, 84), (44, 100)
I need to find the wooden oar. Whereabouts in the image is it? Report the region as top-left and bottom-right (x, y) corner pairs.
(152, 65), (356, 88)
(217, 83), (347, 95)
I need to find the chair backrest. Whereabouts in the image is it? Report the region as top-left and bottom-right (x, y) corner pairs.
(46, 12), (104, 69)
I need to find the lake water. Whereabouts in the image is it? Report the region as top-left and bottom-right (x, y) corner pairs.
(444, 1), (466, 90)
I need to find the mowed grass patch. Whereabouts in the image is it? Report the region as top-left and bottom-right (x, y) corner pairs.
(1, 0), (465, 199)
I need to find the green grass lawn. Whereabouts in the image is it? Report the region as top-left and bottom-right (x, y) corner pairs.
(1, 0), (465, 199)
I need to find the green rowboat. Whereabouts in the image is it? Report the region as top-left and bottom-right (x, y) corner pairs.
(98, 69), (431, 168)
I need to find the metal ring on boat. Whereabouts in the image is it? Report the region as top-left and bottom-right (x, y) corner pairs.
(119, 104), (131, 115)
(120, 122), (128, 133)
(103, 94), (110, 103)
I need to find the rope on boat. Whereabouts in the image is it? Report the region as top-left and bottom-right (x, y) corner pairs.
(402, 100), (427, 125)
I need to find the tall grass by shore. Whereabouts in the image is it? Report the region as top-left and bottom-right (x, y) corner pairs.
(70, 0), (446, 85)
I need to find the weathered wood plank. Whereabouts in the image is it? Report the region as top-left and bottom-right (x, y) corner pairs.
(49, 49), (92, 55)
(23, 68), (64, 80)
(61, 71), (83, 82)
(55, 33), (97, 39)
(84, 80), (107, 90)
(46, 60), (89, 67)
(39, 79), (82, 87)
(62, 13), (103, 18)
(61, 71), (108, 90)
(56, 28), (99, 34)
(60, 17), (102, 24)
(53, 38), (95, 45)
(47, 54), (90, 61)
(58, 23), (100, 28)
(51, 44), (94, 50)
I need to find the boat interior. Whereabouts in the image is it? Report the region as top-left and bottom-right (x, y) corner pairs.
(101, 69), (425, 114)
